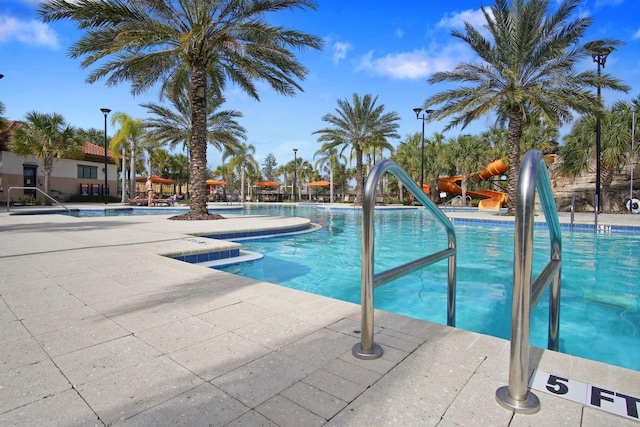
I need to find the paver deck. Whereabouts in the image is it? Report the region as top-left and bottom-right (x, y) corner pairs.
(0, 203), (638, 426)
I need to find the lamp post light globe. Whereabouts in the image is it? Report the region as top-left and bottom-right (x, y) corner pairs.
(100, 108), (111, 204)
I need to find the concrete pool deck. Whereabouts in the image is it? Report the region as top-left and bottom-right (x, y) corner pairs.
(0, 203), (638, 426)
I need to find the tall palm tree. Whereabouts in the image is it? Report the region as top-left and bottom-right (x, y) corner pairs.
(560, 101), (636, 212)
(142, 84), (246, 199)
(314, 144), (345, 203)
(10, 112), (81, 203)
(223, 143), (258, 202)
(110, 112), (145, 199)
(423, 0), (629, 214)
(313, 93), (400, 205)
(39, 0), (322, 219)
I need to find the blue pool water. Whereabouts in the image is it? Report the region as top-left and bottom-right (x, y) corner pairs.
(218, 205), (640, 372)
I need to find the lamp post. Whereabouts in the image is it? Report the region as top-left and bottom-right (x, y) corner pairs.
(293, 148), (298, 203)
(412, 108), (433, 192)
(100, 108), (111, 204)
(630, 105), (636, 212)
(592, 50), (609, 215)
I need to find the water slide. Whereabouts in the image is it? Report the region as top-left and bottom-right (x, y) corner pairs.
(425, 159), (509, 210)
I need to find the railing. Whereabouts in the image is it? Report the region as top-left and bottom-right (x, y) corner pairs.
(495, 150), (562, 414)
(352, 159), (457, 360)
(443, 195), (471, 210)
(6, 187), (69, 213)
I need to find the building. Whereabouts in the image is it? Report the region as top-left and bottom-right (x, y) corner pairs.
(0, 121), (117, 204)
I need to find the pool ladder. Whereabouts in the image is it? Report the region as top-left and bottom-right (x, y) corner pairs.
(352, 159), (457, 360)
(354, 151), (562, 416)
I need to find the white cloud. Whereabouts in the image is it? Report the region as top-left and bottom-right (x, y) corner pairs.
(594, 0), (624, 8)
(395, 28), (404, 38)
(355, 43), (473, 80)
(0, 15), (59, 49)
(332, 41), (352, 65)
(633, 28), (640, 40)
(437, 8), (489, 30)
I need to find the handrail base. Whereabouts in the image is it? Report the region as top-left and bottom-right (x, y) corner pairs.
(495, 386), (540, 414)
(352, 342), (383, 360)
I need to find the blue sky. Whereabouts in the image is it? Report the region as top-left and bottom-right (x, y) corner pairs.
(2, 0), (640, 172)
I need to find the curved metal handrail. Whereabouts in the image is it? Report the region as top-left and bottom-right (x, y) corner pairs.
(496, 150), (562, 414)
(352, 159), (456, 360)
(6, 187), (69, 213)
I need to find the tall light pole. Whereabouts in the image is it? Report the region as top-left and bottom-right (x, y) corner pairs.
(592, 50), (609, 214)
(293, 148), (298, 203)
(100, 108), (111, 204)
(413, 108), (433, 192)
(630, 105), (636, 212)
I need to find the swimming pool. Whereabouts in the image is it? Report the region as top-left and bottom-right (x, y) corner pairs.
(218, 205), (640, 372)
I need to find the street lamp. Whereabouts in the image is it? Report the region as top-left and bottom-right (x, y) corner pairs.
(592, 49), (610, 214)
(100, 108), (111, 204)
(630, 105), (636, 212)
(293, 148), (298, 203)
(413, 108), (433, 192)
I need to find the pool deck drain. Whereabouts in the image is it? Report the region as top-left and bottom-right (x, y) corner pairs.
(0, 203), (638, 426)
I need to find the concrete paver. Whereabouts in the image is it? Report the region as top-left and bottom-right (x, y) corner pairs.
(0, 203), (638, 426)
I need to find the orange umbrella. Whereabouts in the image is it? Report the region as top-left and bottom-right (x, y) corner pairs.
(206, 179), (226, 186)
(307, 180), (332, 187)
(136, 175), (174, 184)
(255, 181), (281, 187)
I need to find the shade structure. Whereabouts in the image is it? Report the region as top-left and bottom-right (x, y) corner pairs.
(255, 181), (281, 187)
(135, 175), (174, 184)
(206, 179), (226, 186)
(307, 180), (333, 187)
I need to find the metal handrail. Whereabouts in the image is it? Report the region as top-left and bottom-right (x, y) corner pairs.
(352, 159), (457, 360)
(6, 187), (69, 213)
(443, 195), (471, 210)
(496, 150), (562, 414)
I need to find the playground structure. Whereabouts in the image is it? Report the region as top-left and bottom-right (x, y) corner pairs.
(425, 159), (509, 210)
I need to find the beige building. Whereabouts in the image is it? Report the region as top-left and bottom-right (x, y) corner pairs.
(0, 124), (117, 204)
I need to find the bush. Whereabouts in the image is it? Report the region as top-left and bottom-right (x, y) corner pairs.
(16, 195), (43, 205)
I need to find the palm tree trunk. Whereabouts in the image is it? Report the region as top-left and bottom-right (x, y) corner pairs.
(601, 167), (614, 212)
(121, 146), (127, 203)
(355, 148), (364, 205)
(44, 156), (52, 205)
(506, 110), (523, 215)
(329, 167), (334, 203)
(129, 142), (136, 198)
(190, 63), (209, 216)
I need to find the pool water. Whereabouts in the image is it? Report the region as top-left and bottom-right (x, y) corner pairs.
(218, 205), (640, 372)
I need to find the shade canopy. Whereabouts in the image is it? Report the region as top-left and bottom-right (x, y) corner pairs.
(255, 181), (281, 187)
(307, 180), (333, 187)
(136, 175), (174, 184)
(206, 179), (226, 186)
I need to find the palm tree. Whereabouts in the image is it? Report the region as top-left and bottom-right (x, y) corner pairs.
(142, 84), (246, 200)
(423, 132), (448, 202)
(314, 144), (345, 203)
(423, 0), (629, 214)
(445, 134), (492, 206)
(166, 153), (189, 195)
(313, 93), (400, 205)
(110, 112), (145, 199)
(223, 143), (258, 202)
(560, 101), (636, 212)
(10, 112), (81, 203)
(39, 0), (322, 219)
